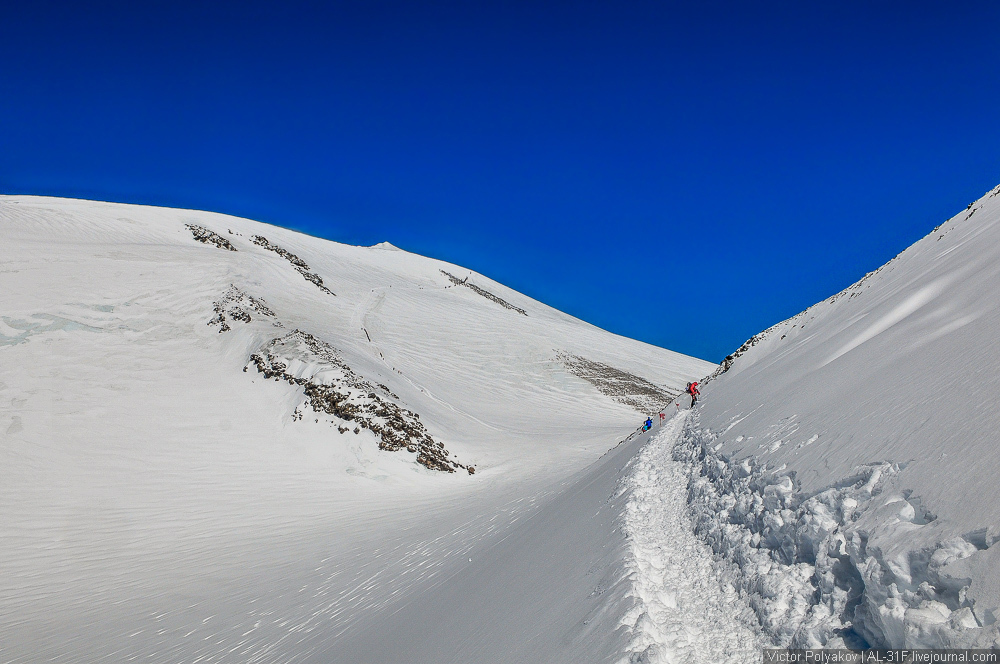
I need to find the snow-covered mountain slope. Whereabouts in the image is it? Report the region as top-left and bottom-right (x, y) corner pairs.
(0, 196), (711, 662)
(686, 182), (1000, 649)
(328, 413), (763, 664)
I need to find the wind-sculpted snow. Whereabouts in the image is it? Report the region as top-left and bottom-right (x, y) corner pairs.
(693, 181), (1000, 649)
(0, 312), (105, 346)
(248, 330), (467, 473)
(559, 352), (679, 415)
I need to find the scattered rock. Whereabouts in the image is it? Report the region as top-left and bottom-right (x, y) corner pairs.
(440, 270), (526, 315)
(558, 351), (677, 413)
(208, 285), (276, 333)
(185, 224), (237, 251)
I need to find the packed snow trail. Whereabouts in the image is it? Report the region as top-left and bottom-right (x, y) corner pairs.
(620, 412), (763, 663)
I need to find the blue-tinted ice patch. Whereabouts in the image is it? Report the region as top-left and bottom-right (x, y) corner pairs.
(0, 314), (105, 346)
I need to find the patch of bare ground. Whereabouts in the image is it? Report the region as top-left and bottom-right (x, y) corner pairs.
(251, 235), (336, 296)
(185, 224), (237, 251)
(558, 351), (678, 414)
(440, 270), (527, 315)
(248, 330), (469, 473)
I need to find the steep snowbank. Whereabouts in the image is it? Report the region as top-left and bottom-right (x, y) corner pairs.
(690, 182), (1000, 649)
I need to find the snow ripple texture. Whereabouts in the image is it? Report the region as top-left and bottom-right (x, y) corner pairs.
(619, 412), (764, 664)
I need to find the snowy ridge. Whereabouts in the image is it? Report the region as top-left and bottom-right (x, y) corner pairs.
(692, 181), (1000, 649)
(618, 412), (763, 663)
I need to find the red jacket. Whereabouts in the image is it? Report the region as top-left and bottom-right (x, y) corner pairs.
(688, 381), (700, 395)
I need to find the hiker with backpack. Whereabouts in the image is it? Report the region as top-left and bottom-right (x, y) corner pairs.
(687, 381), (700, 407)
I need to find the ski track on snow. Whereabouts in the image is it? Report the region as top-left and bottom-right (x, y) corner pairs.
(620, 412), (763, 663)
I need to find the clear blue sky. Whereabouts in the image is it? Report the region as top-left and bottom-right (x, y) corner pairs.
(3, 1), (999, 362)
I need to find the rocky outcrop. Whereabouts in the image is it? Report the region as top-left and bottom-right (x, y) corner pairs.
(185, 224), (237, 251)
(251, 235), (335, 295)
(248, 330), (466, 473)
(440, 270), (526, 315)
(208, 285), (277, 332)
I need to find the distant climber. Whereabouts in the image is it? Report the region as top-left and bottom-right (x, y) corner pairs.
(687, 381), (700, 407)
(644, 417), (653, 431)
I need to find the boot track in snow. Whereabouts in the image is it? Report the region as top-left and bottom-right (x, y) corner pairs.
(619, 412), (764, 663)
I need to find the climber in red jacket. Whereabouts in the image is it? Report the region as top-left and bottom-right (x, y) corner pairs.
(687, 381), (700, 407)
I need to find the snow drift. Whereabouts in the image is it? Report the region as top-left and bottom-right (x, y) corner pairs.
(685, 182), (1000, 649)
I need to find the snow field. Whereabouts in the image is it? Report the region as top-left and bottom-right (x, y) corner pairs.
(693, 182), (1000, 649)
(321, 429), (647, 663)
(619, 412), (764, 663)
(0, 196), (713, 662)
